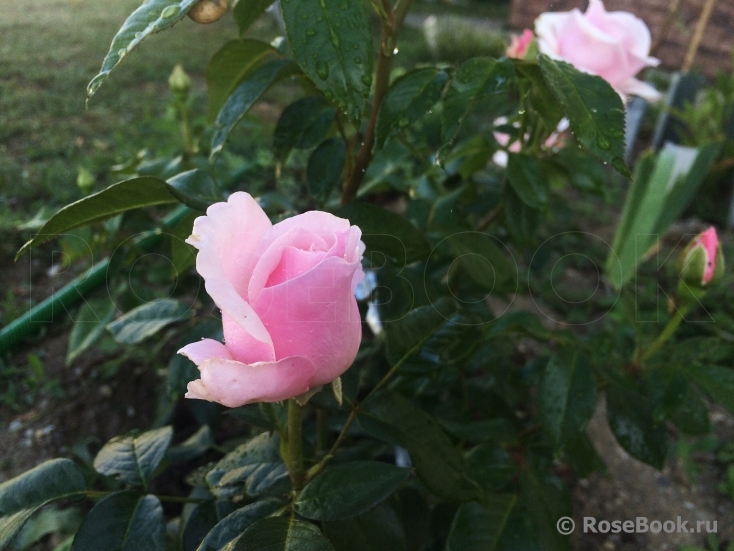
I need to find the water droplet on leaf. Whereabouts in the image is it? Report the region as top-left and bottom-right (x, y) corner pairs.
(161, 5), (179, 18)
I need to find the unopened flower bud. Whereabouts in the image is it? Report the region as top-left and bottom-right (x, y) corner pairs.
(168, 64), (191, 96)
(678, 227), (724, 289)
(187, 0), (228, 24)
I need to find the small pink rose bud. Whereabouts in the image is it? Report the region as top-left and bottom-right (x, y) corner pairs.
(678, 227), (724, 288)
(506, 29), (534, 59)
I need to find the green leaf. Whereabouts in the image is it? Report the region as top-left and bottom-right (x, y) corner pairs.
(358, 391), (482, 502)
(442, 57), (514, 144)
(166, 426), (215, 463)
(170, 211), (199, 277)
(445, 495), (517, 551)
(87, 0), (201, 98)
(184, 501), (235, 551)
(321, 503), (405, 551)
(336, 202), (431, 265)
(206, 433), (289, 497)
(685, 364), (734, 415)
(167, 170), (223, 211)
(0, 459), (86, 550)
(307, 138), (346, 203)
(107, 299), (192, 345)
(442, 232), (516, 291)
(519, 472), (572, 551)
(465, 444), (515, 491)
(93, 426), (173, 487)
(233, 0), (274, 34)
(223, 517), (334, 551)
(538, 55), (629, 178)
(274, 97), (337, 163)
(565, 432), (606, 478)
(384, 298), (456, 366)
(196, 500), (282, 551)
(211, 59), (299, 158)
(281, 0), (373, 123)
(11, 505), (81, 550)
(70, 492), (165, 551)
(647, 366), (687, 424)
(376, 68), (448, 148)
(16, 177), (178, 259)
(207, 39), (281, 121)
(295, 461), (410, 521)
(513, 60), (563, 131)
(66, 298), (117, 365)
(506, 153), (549, 209)
(604, 150), (672, 289)
(671, 385), (710, 435)
(538, 349), (597, 449)
(606, 383), (667, 469)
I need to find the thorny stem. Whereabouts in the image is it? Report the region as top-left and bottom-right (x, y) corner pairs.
(341, 0), (414, 205)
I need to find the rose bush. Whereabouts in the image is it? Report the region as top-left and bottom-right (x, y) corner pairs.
(179, 192), (365, 407)
(535, 0), (661, 101)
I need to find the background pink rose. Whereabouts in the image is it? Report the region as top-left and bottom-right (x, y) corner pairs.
(535, 0), (661, 101)
(506, 29), (534, 59)
(179, 192), (365, 407)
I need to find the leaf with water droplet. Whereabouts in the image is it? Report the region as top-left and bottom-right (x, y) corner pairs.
(87, 0), (201, 99)
(376, 68), (448, 148)
(280, 0), (373, 123)
(538, 55), (630, 178)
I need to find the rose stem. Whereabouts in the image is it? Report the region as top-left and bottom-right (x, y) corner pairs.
(340, 0), (415, 205)
(287, 398), (305, 492)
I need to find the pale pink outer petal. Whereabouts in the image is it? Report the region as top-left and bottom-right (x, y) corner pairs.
(187, 356), (317, 407)
(252, 255), (363, 387)
(557, 10), (631, 88)
(618, 77), (662, 103)
(585, 0), (658, 64)
(187, 192), (274, 351)
(535, 11), (571, 56)
(179, 338), (232, 365)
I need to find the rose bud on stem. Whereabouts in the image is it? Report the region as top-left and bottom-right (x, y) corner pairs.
(638, 227), (724, 363)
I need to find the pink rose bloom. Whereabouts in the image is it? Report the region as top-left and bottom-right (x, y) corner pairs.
(535, 0), (661, 102)
(506, 29), (534, 59)
(179, 192), (365, 407)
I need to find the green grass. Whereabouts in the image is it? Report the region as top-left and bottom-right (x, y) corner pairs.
(0, 0), (239, 226)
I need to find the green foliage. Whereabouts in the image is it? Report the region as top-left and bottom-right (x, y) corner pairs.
(295, 462), (410, 520)
(11, 0), (734, 548)
(0, 460), (86, 549)
(107, 299), (192, 344)
(538, 55), (630, 178)
(280, 0), (373, 123)
(71, 492), (165, 551)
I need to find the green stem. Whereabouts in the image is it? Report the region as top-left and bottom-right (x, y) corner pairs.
(640, 305), (690, 362)
(287, 399), (305, 492)
(341, 0), (414, 205)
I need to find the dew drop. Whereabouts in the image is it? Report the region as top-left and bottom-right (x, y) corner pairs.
(329, 28), (341, 48)
(361, 74), (372, 86)
(597, 134), (611, 150)
(306, 29), (316, 37)
(354, 56), (362, 64)
(161, 5), (179, 18)
(316, 61), (329, 80)
(117, 48), (127, 59)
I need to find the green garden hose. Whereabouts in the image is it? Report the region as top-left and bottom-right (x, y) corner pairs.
(0, 205), (192, 355)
